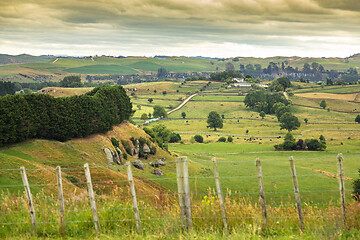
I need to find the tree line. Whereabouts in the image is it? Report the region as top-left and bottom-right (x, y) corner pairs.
(0, 85), (132, 146)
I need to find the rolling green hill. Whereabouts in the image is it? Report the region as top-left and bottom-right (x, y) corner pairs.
(0, 54), (53, 65)
(1, 54), (359, 78)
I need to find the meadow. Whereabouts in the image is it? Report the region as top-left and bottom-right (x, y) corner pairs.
(1, 81), (360, 238)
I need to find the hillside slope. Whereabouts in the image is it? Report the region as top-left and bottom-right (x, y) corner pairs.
(0, 121), (176, 197)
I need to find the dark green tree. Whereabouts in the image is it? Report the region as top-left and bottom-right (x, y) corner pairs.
(194, 135), (203, 143)
(280, 112), (301, 132)
(355, 114), (360, 124)
(352, 170), (360, 201)
(320, 100), (327, 109)
(157, 67), (168, 79)
(207, 111), (223, 131)
(148, 98), (153, 103)
(259, 111), (265, 119)
(181, 112), (186, 119)
(153, 105), (167, 118)
(60, 76), (83, 88)
(0, 81), (15, 96)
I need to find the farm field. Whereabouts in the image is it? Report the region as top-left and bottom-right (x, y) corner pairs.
(128, 80), (360, 204)
(1, 81), (360, 239)
(1, 54), (360, 78)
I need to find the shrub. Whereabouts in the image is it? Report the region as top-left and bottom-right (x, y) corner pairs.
(352, 169), (360, 201)
(169, 133), (181, 143)
(123, 152), (128, 160)
(111, 137), (119, 148)
(149, 145), (157, 155)
(218, 137), (226, 142)
(194, 135), (203, 143)
(121, 140), (133, 155)
(227, 136), (233, 142)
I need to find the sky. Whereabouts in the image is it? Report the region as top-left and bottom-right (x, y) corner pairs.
(0, 0), (359, 58)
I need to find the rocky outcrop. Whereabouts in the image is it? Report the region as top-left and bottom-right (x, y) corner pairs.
(104, 148), (113, 164)
(104, 147), (122, 165)
(151, 168), (164, 176)
(132, 159), (144, 170)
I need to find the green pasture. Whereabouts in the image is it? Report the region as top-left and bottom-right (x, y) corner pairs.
(169, 142), (360, 204)
(192, 94), (245, 102)
(65, 65), (140, 74)
(294, 85), (360, 94)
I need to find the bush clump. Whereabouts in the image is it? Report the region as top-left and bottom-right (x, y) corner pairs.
(194, 135), (203, 143)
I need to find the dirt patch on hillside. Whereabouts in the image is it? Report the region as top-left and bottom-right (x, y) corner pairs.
(296, 93), (357, 101)
(301, 167), (353, 180)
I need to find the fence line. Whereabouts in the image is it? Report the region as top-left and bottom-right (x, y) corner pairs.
(0, 153), (358, 236)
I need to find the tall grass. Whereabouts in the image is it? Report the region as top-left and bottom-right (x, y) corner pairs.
(1, 187), (360, 239)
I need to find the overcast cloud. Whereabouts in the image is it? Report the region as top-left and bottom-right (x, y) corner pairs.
(0, 0), (359, 57)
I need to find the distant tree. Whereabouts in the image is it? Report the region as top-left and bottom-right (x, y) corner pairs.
(352, 170), (360, 201)
(194, 135), (203, 143)
(60, 76), (83, 88)
(280, 112), (301, 132)
(227, 136), (233, 142)
(207, 111), (223, 131)
(169, 133), (181, 143)
(162, 91), (167, 95)
(181, 112), (186, 119)
(225, 62), (235, 71)
(355, 114), (360, 124)
(306, 139), (326, 151)
(148, 98), (153, 103)
(218, 136), (226, 142)
(157, 67), (168, 79)
(260, 111), (265, 119)
(304, 118), (308, 124)
(148, 113), (152, 118)
(326, 78), (333, 86)
(141, 113), (149, 120)
(320, 100), (327, 109)
(153, 105), (167, 118)
(221, 114), (225, 119)
(154, 90), (157, 94)
(0, 81), (16, 96)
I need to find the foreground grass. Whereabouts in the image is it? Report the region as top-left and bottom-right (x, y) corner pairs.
(1, 189), (360, 239)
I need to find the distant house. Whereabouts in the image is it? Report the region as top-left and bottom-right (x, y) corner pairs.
(232, 78), (244, 83)
(234, 83), (268, 89)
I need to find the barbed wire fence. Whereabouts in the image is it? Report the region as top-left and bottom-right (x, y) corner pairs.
(0, 153), (359, 236)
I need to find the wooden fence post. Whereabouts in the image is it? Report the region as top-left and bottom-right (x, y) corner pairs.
(182, 157), (193, 230)
(289, 156), (304, 231)
(56, 166), (66, 233)
(337, 153), (346, 228)
(255, 158), (267, 226)
(212, 157), (228, 233)
(126, 161), (142, 234)
(176, 157), (186, 228)
(84, 163), (100, 232)
(20, 166), (37, 233)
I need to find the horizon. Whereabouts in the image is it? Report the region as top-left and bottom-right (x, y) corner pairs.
(3, 52), (360, 60)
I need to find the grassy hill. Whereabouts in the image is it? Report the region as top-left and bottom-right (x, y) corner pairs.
(0, 54), (52, 65)
(1, 82), (360, 238)
(0, 121), (178, 196)
(1, 54), (359, 79)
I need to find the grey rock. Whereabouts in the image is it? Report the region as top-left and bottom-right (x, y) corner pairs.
(132, 160), (144, 170)
(104, 148), (113, 164)
(157, 159), (166, 166)
(143, 144), (151, 153)
(151, 168), (164, 176)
